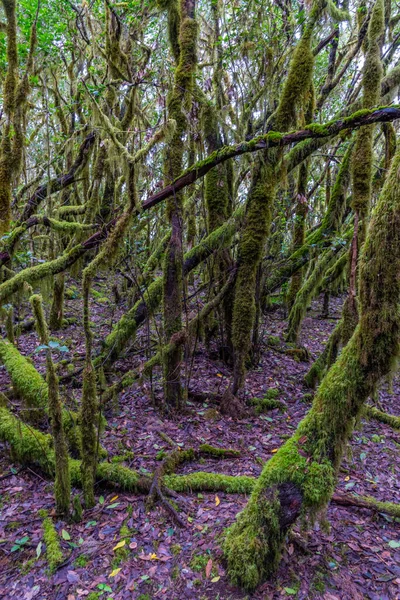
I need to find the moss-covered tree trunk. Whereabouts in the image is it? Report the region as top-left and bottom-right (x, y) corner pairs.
(30, 294), (70, 516)
(201, 96), (234, 358)
(304, 0), (384, 385)
(162, 0), (197, 409)
(286, 150), (310, 310)
(231, 1), (320, 393)
(344, 0), (384, 333)
(0, 0), (18, 236)
(224, 145), (400, 591)
(232, 156), (276, 393)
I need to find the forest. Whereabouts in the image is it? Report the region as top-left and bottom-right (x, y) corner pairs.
(0, 0), (400, 597)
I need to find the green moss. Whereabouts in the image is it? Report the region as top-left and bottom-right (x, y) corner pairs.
(190, 553), (217, 577)
(4, 306), (15, 344)
(171, 543), (182, 555)
(364, 406), (400, 429)
(64, 285), (79, 300)
(0, 339), (81, 454)
(0, 340), (47, 408)
(232, 157), (276, 392)
(351, 0), (383, 221)
(164, 472), (254, 493)
(326, 0), (349, 21)
(199, 444), (240, 458)
(251, 397), (285, 415)
(20, 557), (37, 575)
(42, 515), (63, 572)
(0, 243), (86, 305)
(113, 523), (131, 564)
(273, 34), (314, 131)
(304, 123), (328, 135)
(80, 363), (98, 508)
(111, 451), (135, 463)
(74, 554), (90, 568)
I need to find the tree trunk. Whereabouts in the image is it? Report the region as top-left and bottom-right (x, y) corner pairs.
(224, 146), (400, 591)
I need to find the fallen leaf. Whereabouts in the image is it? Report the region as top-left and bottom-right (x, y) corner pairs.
(113, 540), (126, 551)
(215, 495), (220, 507)
(211, 576), (220, 583)
(62, 529), (71, 541)
(271, 448), (278, 453)
(206, 559), (213, 578)
(109, 568), (121, 577)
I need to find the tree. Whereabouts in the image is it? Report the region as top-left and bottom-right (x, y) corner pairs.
(0, 0), (399, 592)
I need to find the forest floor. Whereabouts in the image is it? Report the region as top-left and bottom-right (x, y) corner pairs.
(1, 284), (400, 600)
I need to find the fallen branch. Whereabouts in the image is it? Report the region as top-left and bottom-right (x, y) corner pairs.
(1, 406), (399, 520)
(332, 492), (400, 517)
(364, 405), (400, 429)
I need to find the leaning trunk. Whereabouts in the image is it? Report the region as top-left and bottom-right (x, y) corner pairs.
(224, 146), (400, 591)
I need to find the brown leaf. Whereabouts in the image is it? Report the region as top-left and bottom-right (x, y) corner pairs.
(205, 558), (213, 579)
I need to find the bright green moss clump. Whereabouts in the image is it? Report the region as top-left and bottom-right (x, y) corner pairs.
(0, 340), (47, 408)
(0, 339), (83, 454)
(41, 513), (63, 572)
(251, 397), (285, 415)
(199, 444), (240, 458)
(164, 472), (254, 493)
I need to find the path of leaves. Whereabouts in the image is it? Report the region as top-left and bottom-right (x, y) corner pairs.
(0, 291), (400, 600)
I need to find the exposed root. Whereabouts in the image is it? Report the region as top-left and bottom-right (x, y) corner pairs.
(332, 492), (400, 517)
(364, 405), (400, 429)
(146, 465), (188, 528)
